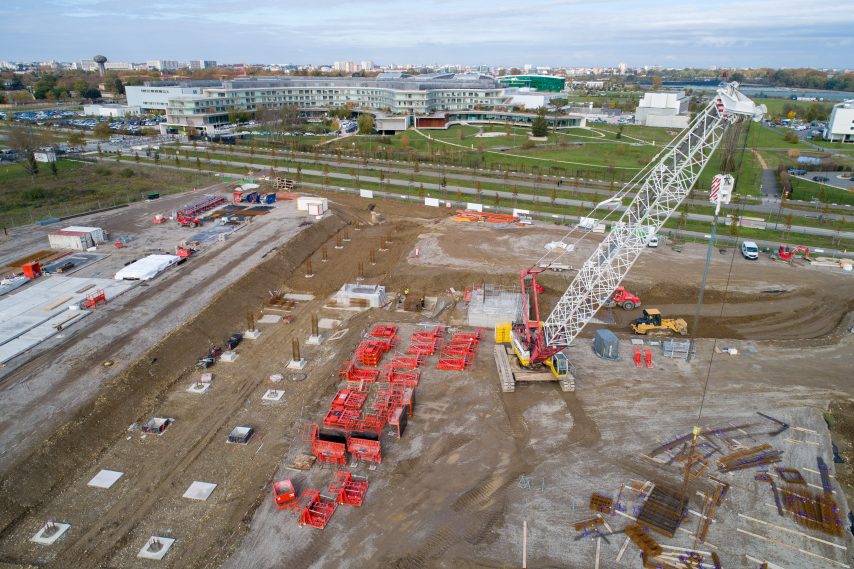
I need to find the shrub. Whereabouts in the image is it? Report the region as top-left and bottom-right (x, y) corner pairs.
(120, 168), (134, 178)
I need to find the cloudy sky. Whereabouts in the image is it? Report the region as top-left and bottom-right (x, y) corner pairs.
(2, 0), (852, 68)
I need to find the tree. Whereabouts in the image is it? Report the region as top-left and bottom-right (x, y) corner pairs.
(196, 156), (202, 170)
(651, 76), (663, 90)
(531, 107), (548, 137)
(11, 91), (32, 106)
(476, 180), (482, 199)
(7, 124), (44, 182)
(50, 161), (58, 177)
(67, 131), (85, 149)
(549, 97), (568, 114)
(458, 128), (465, 140)
(134, 152), (140, 163)
(357, 113), (374, 134)
(400, 133), (409, 149)
(93, 121), (112, 141)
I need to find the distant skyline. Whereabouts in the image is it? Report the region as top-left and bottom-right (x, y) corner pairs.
(2, 0), (853, 68)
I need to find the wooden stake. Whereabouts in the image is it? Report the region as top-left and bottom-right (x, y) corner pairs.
(321, 245), (328, 262)
(292, 338), (300, 361)
(305, 257), (313, 278)
(311, 314), (319, 336)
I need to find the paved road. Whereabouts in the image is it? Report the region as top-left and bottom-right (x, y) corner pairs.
(176, 144), (854, 223)
(113, 157), (854, 245)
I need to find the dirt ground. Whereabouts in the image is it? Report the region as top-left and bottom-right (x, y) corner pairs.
(0, 194), (852, 569)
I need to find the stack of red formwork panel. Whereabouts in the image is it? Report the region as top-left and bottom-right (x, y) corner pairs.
(406, 326), (445, 356)
(305, 424), (349, 464)
(370, 324), (398, 338)
(436, 329), (481, 370)
(387, 355), (424, 370)
(387, 368), (420, 388)
(297, 489), (338, 529)
(356, 338), (394, 366)
(327, 471), (369, 506)
(346, 432), (382, 463)
(330, 388), (368, 411)
(339, 360), (381, 385)
(354, 410), (388, 436)
(322, 407), (361, 431)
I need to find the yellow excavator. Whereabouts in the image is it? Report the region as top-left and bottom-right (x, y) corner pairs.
(631, 309), (688, 336)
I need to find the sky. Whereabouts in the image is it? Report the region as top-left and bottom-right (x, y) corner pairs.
(1, 0), (853, 68)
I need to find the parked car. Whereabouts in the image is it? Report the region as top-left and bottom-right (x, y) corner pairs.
(646, 235), (659, 248)
(55, 261), (75, 273)
(812, 176), (830, 182)
(741, 241), (759, 260)
(788, 168), (807, 176)
(225, 332), (243, 350)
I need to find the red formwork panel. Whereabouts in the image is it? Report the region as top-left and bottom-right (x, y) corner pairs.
(388, 368), (420, 388)
(354, 410), (389, 436)
(346, 434), (382, 463)
(437, 355), (468, 370)
(310, 428), (348, 465)
(387, 355), (424, 370)
(339, 360), (382, 383)
(322, 408), (361, 431)
(356, 339), (394, 366)
(297, 490), (338, 529)
(370, 324), (398, 338)
(328, 471), (369, 506)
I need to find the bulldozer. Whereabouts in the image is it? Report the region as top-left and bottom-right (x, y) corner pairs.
(631, 309), (688, 336)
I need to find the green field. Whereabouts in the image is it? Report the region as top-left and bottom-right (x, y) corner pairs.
(0, 159), (215, 227)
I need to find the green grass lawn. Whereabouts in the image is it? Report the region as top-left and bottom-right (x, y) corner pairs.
(0, 159), (215, 227)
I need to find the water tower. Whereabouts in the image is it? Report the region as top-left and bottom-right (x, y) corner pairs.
(93, 55), (107, 76)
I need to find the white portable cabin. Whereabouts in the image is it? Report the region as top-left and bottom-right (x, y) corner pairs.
(296, 196), (328, 216)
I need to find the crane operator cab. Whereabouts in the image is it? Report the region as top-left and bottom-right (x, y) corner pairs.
(547, 352), (569, 378)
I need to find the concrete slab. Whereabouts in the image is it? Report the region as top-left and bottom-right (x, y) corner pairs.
(317, 318), (341, 330)
(262, 389), (285, 401)
(87, 469), (124, 489)
(286, 358), (307, 370)
(257, 314), (281, 324)
(283, 293), (315, 301)
(30, 522), (70, 545)
(187, 382), (210, 394)
(220, 351), (238, 362)
(244, 329), (261, 339)
(0, 275), (135, 364)
(305, 334), (323, 345)
(182, 481), (217, 501)
(137, 536), (175, 560)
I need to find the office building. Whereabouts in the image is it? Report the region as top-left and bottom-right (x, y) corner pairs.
(824, 100), (854, 142)
(634, 91), (690, 128)
(152, 73), (585, 136)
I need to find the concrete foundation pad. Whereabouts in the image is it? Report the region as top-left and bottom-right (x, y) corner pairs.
(31, 522), (70, 544)
(283, 293), (315, 301)
(306, 334), (323, 345)
(220, 351), (238, 362)
(87, 469), (124, 489)
(187, 382), (210, 394)
(317, 318), (341, 330)
(262, 389), (285, 401)
(287, 358), (307, 370)
(244, 329), (261, 339)
(257, 314), (281, 324)
(182, 481), (217, 501)
(137, 536), (175, 560)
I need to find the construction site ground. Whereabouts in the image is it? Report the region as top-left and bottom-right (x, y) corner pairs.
(0, 192), (852, 569)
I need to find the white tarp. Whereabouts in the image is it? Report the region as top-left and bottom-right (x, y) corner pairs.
(544, 241), (573, 252)
(115, 254), (180, 281)
(359, 189), (374, 198)
(578, 217), (597, 229)
(466, 203), (483, 212)
(424, 197), (440, 207)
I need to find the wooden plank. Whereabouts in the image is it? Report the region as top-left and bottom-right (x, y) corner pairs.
(44, 296), (73, 311)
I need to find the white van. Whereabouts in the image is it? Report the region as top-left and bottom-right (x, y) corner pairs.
(646, 235), (659, 248)
(741, 241), (759, 260)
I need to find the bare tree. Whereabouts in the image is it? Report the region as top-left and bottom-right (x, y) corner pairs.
(7, 124), (45, 182)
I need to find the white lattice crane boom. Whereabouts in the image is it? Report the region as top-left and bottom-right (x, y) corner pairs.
(541, 83), (765, 349)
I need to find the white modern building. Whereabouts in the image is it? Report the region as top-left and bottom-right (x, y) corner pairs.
(634, 91), (690, 128)
(143, 73), (586, 136)
(125, 82), (217, 112)
(824, 100), (854, 143)
(104, 61), (133, 71)
(145, 60), (180, 71)
(189, 60), (217, 70)
(83, 103), (141, 117)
